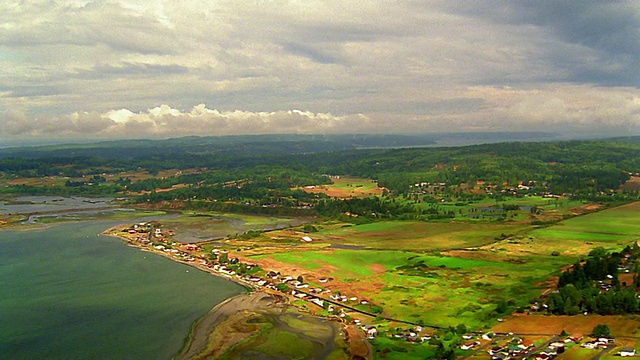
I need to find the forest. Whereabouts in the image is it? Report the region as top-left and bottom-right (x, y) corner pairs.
(1, 136), (639, 213)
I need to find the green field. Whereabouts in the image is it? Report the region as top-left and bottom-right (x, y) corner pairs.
(524, 202), (640, 256)
(245, 201), (640, 331)
(251, 247), (565, 329)
(317, 221), (528, 250)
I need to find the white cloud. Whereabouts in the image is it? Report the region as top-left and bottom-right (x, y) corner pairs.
(2, 104), (372, 138)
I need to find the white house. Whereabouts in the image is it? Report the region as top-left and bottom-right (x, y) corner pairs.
(619, 348), (636, 357)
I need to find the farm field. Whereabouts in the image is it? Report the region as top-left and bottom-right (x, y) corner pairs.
(313, 220), (529, 250)
(481, 201), (640, 258)
(492, 313), (640, 336)
(300, 176), (385, 199)
(228, 200), (640, 334)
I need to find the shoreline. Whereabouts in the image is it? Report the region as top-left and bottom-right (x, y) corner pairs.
(102, 225), (350, 359)
(103, 226), (257, 291)
(175, 291), (287, 359)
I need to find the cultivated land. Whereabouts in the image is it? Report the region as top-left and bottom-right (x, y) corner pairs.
(299, 177), (385, 199)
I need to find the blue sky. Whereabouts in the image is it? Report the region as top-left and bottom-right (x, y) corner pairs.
(1, 1), (639, 140)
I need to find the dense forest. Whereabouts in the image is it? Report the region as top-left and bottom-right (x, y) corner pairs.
(546, 246), (640, 316)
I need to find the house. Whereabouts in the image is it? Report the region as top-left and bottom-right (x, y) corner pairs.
(301, 236), (313, 243)
(619, 348), (636, 357)
(518, 340), (534, 349)
(568, 334), (583, 343)
(460, 341), (479, 350)
(482, 332), (495, 340)
(366, 326), (378, 339)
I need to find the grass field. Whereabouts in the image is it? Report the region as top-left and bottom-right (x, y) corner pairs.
(240, 201), (640, 330)
(249, 247), (565, 329)
(502, 201), (640, 257)
(316, 220), (529, 250)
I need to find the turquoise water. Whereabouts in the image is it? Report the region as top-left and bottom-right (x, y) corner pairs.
(0, 221), (246, 359)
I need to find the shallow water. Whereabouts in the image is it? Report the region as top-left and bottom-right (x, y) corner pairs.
(0, 196), (116, 215)
(0, 220), (246, 359)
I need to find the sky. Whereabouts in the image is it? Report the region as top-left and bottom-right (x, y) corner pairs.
(1, 1), (640, 142)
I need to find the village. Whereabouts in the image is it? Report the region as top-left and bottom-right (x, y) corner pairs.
(109, 221), (639, 360)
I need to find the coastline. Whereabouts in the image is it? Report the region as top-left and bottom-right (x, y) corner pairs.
(175, 291), (287, 359)
(102, 225), (257, 291)
(103, 225), (349, 359)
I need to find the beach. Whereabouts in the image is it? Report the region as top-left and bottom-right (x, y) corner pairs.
(177, 291), (287, 359)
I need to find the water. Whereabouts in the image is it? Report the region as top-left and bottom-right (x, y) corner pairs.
(0, 196), (116, 215)
(0, 221), (246, 360)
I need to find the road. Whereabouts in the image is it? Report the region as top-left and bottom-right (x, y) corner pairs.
(590, 343), (615, 360)
(513, 335), (558, 359)
(458, 335), (506, 360)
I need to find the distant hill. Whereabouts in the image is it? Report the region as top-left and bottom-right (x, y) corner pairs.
(0, 132), (557, 159)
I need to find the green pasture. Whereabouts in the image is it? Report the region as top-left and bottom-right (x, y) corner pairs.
(549, 202), (640, 236)
(318, 220), (528, 250)
(527, 202), (640, 255)
(374, 256), (564, 328)
(252, 249), (562, 329)
(253, 250), (509, 278)
(329, 177), (379, 191)
(370, 337), (436, 360)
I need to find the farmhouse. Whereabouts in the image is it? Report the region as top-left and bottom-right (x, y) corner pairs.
(619, 348), (636, 357)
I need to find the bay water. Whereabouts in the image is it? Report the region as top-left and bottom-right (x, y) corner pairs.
(0, 221), (246, 359)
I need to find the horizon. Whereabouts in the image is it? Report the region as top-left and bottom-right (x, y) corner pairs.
(0, 130), (625, 151)
(2, 2), (639, 141)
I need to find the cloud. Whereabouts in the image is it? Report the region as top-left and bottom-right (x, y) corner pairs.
(433, 1), (640, 86)
(2, 109), (32, 135)
(1, 104), (372, 138)
(1, 1), (639, 141)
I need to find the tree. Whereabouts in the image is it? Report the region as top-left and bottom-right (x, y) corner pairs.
(591, 324), (611, 338)
(589, 246), (607, 259)
(455, 323), (467, 335)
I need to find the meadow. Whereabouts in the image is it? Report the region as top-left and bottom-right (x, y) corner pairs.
(233, 197), (640, 335)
